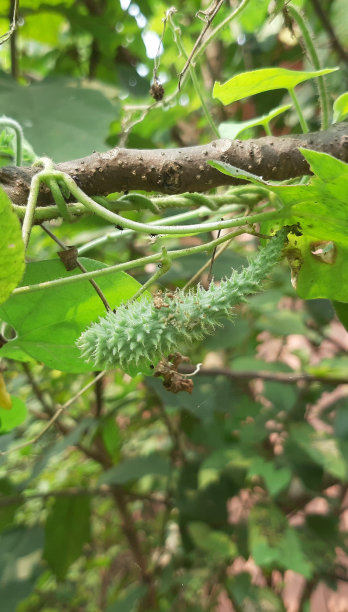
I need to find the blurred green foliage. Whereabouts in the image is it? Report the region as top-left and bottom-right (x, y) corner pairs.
(1, 0), (348, 610)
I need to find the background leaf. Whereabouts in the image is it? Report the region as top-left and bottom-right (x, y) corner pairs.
(0, 76), (118, 161)
(43, 496), (91, 580)
(0, 259), (144, 372)
(0, 397), (27, 433)
(0, 187), (25, 305)
(98, 453), (170, 486)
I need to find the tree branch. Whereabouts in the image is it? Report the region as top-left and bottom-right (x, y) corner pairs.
(2, 122), (348, 206)
(178, 365), (348, 386)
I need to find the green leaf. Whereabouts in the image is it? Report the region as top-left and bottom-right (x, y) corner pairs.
(0, 525), (44, 608)
(249, 504), (312, 577)
(0, 76), (118, 161)
(0, 478), (21, 534)
(218, 104), (291, 139)
(106, 584), (147, 612)
(101, 418), (121, 461)
(283, 148), (348, 245)
(333, 301), (348, 333)
(289, 423), (346, 479)
(188, 522), (237, 562)
(226, 573), (286, 612)
(199, 447), (252, 489)
(213, 67), (338, 105)
(0, 397), (27, 433)
(254, 310), (309, 336)
(238, 0), (270, 32)
(43, 496), (91, 580)
(215, 149), (348, 301)
(307, 356), (348, 379)
(0, 258), (144, 372)
(0, 187), (25, 305)
(21, 11), (64, 45)
(248, 457), (291, 497)
(98, 453), (170, 485)
(333, 92), (348, 123)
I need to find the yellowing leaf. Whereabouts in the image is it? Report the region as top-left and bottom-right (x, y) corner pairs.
(0, 373), (11, 410)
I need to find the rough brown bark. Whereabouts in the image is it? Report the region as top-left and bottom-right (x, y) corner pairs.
(2, 122), (348, 206)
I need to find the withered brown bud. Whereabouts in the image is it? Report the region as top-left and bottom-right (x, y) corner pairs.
(150, 80), (164, 101)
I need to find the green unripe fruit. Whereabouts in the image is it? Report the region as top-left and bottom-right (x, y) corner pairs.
(77, 229), (286, 376)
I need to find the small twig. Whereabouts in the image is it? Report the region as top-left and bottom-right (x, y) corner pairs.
(0, 371), (106, 456)
(207, 225), (222, 285)
(9, 0), (19, 78)
(0, 486), (170, 508)
(178, 365), (348, 386)
(94, 371), (104, 417)
(21, 362), (52, 413)
(41, 223), (111, 311)
(126, 247), (172, 305)
(0, 0), (18, 45)
(183, 229), (242, 289)
(308, 0), (348, 72)
(178, 0), (224, 90)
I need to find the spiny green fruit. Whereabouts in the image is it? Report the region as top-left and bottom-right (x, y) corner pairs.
(77, 229), (287, 375)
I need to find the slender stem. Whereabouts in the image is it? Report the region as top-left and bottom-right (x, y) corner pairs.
(263, 122), (272, 137)
(0, 371), (106, 457)
(78, 203), (244, 254)
(183, 232), (237, 289)
(0, 0), (18, 44)
(12, 191), (262, 223)
(287, 5), (330, 130)
(46, 169), (279, 236)
(177, 0), (224, 89)
(41, 224), (111, 311)
(127, 247), (172, 302)
(22, 173), (41, 249)
(189, 62), (220, 137)
(12, 225), (277, 295)
(9, 0), (18, 79)
(47, 179), (71, 221)
(0, 117), (23, 165)
(168, 12), (219, 138)
(308, 0), (348, 72)
(289, 88), (309, 133)
(183, 0), (251, 89)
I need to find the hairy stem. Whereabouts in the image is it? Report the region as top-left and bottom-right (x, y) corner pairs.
(289, 88), (309, 133)
(287, 5), (331, 130)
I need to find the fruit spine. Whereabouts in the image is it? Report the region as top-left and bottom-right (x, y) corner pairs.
(77, 229), (286, 375)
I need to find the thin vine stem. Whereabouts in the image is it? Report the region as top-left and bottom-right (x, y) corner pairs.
(12, 189), (265, 223)
(168, 12), (219, 138)
(78, 203), (245, 254)
(287, 5), (330, 130)
(48, 178), (71, 221)
(39, 169), (280, 236)
(12, 228), (251, 296)
(127, 247), (172, 303)
(22, 173), (41, 249)
(289, 88), (309, 133)
(263, 122), (273, 137)
(178, 0), (251, 93)
(41, 224), (111, 311)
